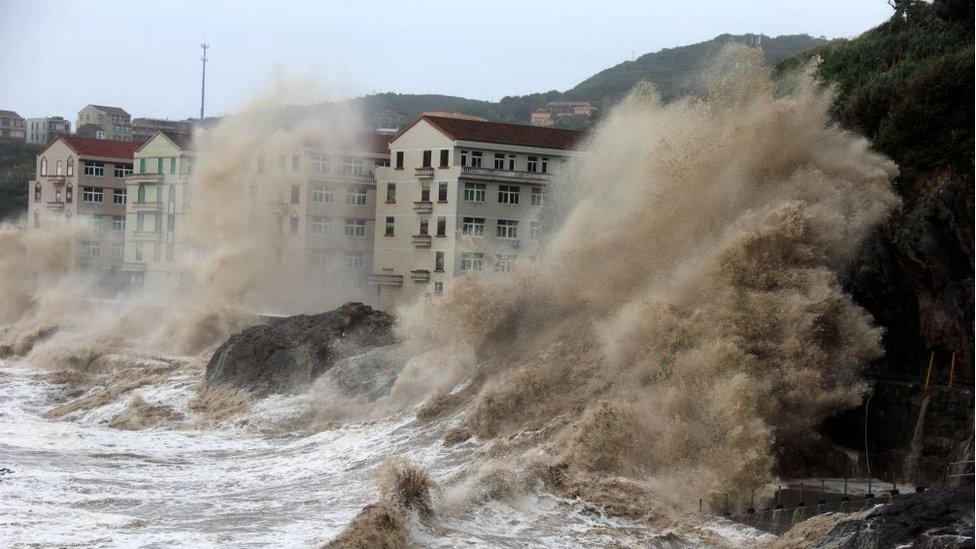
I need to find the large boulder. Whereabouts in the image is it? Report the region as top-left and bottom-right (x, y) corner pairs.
(203, 303), (397, 396)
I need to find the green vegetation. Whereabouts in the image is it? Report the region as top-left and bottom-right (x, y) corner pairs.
(0, 141), (41, 223)
(778, 0), (973, 190)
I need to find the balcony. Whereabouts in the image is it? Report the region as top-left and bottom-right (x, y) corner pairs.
(45, 175), (66, 185)
(334, 171), (375, 183)
(122, 261), (147, 272)
(410, 269), (431, 283)
(411, 234), (432, 248)
(414, 167), (434, 179)
(45, 201), (65, 210)
(369, 273), (403, 286)
(130, 201), (161, 212)
(412, 200), (433, 214)
(461, 166), (550, 183)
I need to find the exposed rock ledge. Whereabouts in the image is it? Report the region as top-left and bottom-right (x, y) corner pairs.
(203, 303), (396, 396)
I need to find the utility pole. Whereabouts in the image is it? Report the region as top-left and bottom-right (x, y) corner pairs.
(200, 40), (209, 120)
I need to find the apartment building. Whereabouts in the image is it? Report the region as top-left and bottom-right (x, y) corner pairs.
(77, 105), (133, 141)
(254, 129), (392, 293)
(132, 118), (193, 143)
(26, 116), (71, 145)
(27, 135), (141, 289)
(122, 131), (194, 294)
(370, 114), (584, 308)
(0, 110), (26, 141)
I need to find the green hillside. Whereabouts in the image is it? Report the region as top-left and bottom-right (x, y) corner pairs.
(0, 141), (41, 223)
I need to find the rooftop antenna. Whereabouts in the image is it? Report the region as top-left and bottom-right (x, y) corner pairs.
(200, 39), (209, 120)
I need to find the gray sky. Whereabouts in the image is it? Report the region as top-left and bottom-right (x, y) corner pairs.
(1, 0), (892, 122)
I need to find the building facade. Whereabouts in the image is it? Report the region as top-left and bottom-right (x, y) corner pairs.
(122, 132), (194, 295)
(77, 105), (133, 141)
(0, 110), (26, 141)
(370, 114), (583, 309)
(27, 135), (141, 291)
(132, 118), (193, 143)
(26, 116), (71, 145)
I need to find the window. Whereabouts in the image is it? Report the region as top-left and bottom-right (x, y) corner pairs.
(342, 157), (364, 175)
(67, 157), (74, 176)
(461, 217), (485, 237)
(436, 217), (446, 237)
(84, 161), (105, 176)
(290, 214), (299, 235)
(40, 157), (47, 176)
(139, 158), (146, 174)
(419, 219), (429, 235)
(308, 249), (330, 269)
(135, 243), (143, 261)
(56, 160), (63, 175)
(460, 150), (468, 166)
(345, 187), (367, 206)
(168, 185), (176, 203)
(495, 253), (517, 272)
(344, 218), (366, 237)
(112, 245), (124, 259)
(89, 215), (104, 232)
(496, 219), (519, 239)
(81, 241), (101, 257)
(168, 158), (175, 175)
(344, 251), (365, 270)
(34, 182), (40, 202)
(311, 183), (333, 203)
(156, 185), (163, 203)
(154, 213), (162, 231)
(376, 158), (390, 167)
(422, 150), (432, 168)
(508, 155), (516, 171)
(439, 149), (449, 168)
(494, 153), (505, 170)
(531, 187), (543, 206)
(137, 184), (146, 203)
(530, 221), (541, 240)
(438, 182), (448, 202)
(386, 183), (396, 203)
(384, 216), (395, 236)
(157, 158), (164, 174)
(137, 212), (145, 231)
(395, 151), (404, 169)
(292, 155), (300, 172)
(113, 216), (125, 231)
(541, 157), (549, 174)
(167, 214), (175, 232)
(435, 251), (445, 272)
(470, 151), (483, 167)
(463, 182), (486, 203)
(82, 187), (104, 203)
(310, 216), (332, 235)
(290, 184), (301, 204)
(113, 188), (127, 204)
(114, 164), (133, 178)
(308, 153), (330, 173)
(459, 252), (484, 271)
(527, 156), (538, 172)
(420, 183), (430, 202)
(498, 185), (520, 205)
(434, 282), (444, 296)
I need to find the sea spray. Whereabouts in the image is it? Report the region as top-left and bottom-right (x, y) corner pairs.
(397, 46), (900, 506)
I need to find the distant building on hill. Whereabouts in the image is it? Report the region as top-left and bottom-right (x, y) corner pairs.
(530, 109), (553, 127)
(0, 110), (26, 141)
(26, 116), (71, 145)
(530, 101), (596, 127)
(132, 118), (193, 143)
(77, 105), (133, 141)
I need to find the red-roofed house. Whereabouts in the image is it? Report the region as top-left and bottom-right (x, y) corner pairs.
(369, 114), (586, 308)
(0, 110), (26, 141)
(28, 135), (141, 289)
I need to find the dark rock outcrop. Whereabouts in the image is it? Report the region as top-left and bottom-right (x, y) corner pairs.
(204, 303), (397, 396)
(784, 487), (975, 548)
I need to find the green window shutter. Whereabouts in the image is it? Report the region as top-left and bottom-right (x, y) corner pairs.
(157, 158), (163, 174)
(139, 158), (146, 173)
(155, 185), (162, 202)
(170, 157), (176, 175)
(154, 213), (162, 231)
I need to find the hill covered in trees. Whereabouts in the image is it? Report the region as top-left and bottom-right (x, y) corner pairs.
(0, 141), (41, 222)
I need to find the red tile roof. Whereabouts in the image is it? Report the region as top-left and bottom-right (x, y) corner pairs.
(57, 135), (141, 159)
(402, 115), (585, 150)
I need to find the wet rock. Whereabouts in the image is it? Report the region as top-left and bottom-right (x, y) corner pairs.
(786, 486), (974, 548)
(204, 303), (396, 396)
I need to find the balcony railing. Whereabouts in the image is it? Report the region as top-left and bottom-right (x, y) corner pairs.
(369, 273), (404, 286)
(461, 166), (550, 182)
(122, 262), (147, 272)
(45, 201), (65, 210)
(45, 175), (66, 185)
(414, 167), (434, 179)
(131, 201), (162, 211)
(411, 234), (432, 247)
(413, 200), (433, 214)
(410, 269), (431, 283)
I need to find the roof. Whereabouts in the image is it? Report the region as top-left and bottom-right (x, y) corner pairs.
(295, 131), (392, 155)
(0, 110), (23, 119)
(400, 115), (585, 151)
(159, 131), (193, 150)
(87, 105), (131, 117)
(364, 132), (392, 154)
(55, 135), (141, 159)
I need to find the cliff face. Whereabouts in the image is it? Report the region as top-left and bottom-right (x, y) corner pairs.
(789, 0), (975, 484)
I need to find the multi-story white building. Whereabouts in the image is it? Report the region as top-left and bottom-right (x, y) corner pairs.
(370, 114), (584, 309)
(27, 135), (141, 289)
(26, 116), (71, 145)
(0, 110), (26, 141)
(77, 105), (132, 141)
(122, 131), (195, 294)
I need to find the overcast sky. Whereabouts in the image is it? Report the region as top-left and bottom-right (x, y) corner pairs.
(1, 0), (892, 122)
